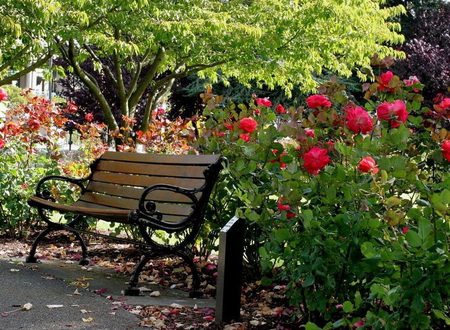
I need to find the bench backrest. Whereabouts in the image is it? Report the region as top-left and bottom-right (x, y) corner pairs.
(76, 151), (224, 225)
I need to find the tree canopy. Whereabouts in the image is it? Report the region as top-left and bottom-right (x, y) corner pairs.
(1, 0), (406, 134)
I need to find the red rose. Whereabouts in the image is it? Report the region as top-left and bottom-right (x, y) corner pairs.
(224, 122), (234, 131)
(278, 199), (295, 218)
(255, 98), (272, 107)
(442, 140), (450, 161)
(402, 227), (409, 234)
(358, 156), (379, 174)
(377, 100), (408, 128)
(238, 118), (258, 133)
(85, 113), (94, 122)
(306, 95), (331, 109)
(0, 138), (5, 149)
(377, 71), (395, 91)
(0, 87), (8, 101)
(278, 200), (290, 211)
(345, 106), (373, 134)
(276, 104), (286, 114)
(271, 149), (287, 168)
(302, 147), (331, 175)
(239, 133), (251, 142)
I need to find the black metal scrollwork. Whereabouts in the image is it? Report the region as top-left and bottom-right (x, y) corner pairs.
(40, 189), (56, 202)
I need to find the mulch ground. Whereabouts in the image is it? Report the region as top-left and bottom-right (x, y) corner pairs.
(0, 232), (300, 330)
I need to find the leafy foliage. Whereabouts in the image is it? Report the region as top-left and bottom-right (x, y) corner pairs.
(392, 2), (450, 100)
(0, 91), (65, 237)
(2, 0), (405, 138)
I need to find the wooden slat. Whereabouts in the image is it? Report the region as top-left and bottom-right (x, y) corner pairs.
(79, 193), (138, 209)
(74, 201), (189, 224)
(91, 172), (205, 189)
(96, 161), (207, 178)
(85, 181), (198, 203)
(100, 151), (221, 165)
(79, 193), (194, 216)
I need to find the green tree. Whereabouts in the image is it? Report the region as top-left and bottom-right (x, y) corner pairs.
(3, 0), (406, 136)
(0, 1), (64, 85)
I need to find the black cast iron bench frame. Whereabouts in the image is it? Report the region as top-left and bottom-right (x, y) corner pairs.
(26, 151), (225, 297)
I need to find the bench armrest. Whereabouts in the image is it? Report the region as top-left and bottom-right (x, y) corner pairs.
(132, 184), (200, 231)
(34, 175), (88, 202)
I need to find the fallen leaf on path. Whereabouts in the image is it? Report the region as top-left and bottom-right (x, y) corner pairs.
(47, 305), (64, 309)
(149, 291), (161, 297)
(82, 317), (93, 322)
(22, 303), (33, 311)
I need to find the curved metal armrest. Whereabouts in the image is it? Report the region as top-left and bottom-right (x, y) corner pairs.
(35, 175), (87, 201)
(134, 184), (200, 231)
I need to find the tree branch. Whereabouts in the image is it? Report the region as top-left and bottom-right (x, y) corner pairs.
(128, 46), (166, 109)
(0, 50), (54, 86)
(66, 39), (118, 131)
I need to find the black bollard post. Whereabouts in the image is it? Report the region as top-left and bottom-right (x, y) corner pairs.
(215, 217), (245, 324)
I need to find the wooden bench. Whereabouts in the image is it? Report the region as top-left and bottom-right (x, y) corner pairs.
(26, 151), (225, 297)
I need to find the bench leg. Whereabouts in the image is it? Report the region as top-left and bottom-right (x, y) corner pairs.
(124, 252), (155, 296)
(175, 251), (203, 298)
(26, 227), (53, 263)
(72, 231), (89, 265)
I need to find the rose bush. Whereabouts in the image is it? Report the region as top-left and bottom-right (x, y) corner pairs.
(197, 71), (450, 329)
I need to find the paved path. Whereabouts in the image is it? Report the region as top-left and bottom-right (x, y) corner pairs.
(0, 257), (214, 329)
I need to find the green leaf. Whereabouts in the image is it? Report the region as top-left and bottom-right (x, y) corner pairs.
(386, 196), (402, 208)
(301, 209), (313, 229)
(343, 301), (354, 313)
(260, 276), (273, 286)
(441, 189), (450, 204)
(406, 230), (422, 247)
(275, 229), (290, 243)
(361, 242), (377, 258)
(433, 310), (450, 325)
(303, 274), (315, 287)
(418, 218), (432, 240)
(326, 186), (336, 201)
(305, 322), (322, 330)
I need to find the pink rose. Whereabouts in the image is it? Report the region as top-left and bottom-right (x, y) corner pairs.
(437, 98), (450, 110)
(404, 76), (420, 92)
(442, 140), (450, 162)
(255, 98), (272, 107)
(305, 128), (315, 138)
(377, 100), (408, 128)
(0, 87), (8, 101)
